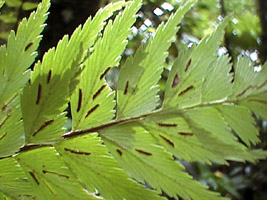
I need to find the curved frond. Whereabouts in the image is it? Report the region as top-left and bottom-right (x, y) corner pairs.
(0, 0), (50, 108)
(117, 0), (196, 118)
(0, 97), (24, 157)
(0, 0), (50, 156)
(71, 0), (142, 130)
(101, 123), (228, 200)
(234, 58), (267, 120)
(1, 0), (266, 199)
(164, 18), (230, 108)
(56, 133), (164, 200)
(21, 1), (126, 145)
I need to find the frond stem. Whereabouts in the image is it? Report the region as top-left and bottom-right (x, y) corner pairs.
(63, 112), (153, 138)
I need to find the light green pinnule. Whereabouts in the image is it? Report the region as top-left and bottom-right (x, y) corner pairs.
(117, 0), (196, 119)
(71, 0), (142, 131)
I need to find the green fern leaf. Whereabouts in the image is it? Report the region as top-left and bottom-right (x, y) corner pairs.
(0, 158), (32, 199)
(1, 0), (267, 199)
(0, 149), (99, 199)
(71, 0), (142, 130)
(141, 112), (218, 163)
(0, 0), (50, 108)
(213, 56), (267, 146)
(217, 105), (260, 146)
(161, 16), (266, 159)
(0, 0), (50, 156)
(117, 0), (195, 118)
(164, 18), (230, 108)
(201, 55), (233, 103)
(0, 97), (24, 157)
(56, 133), (164, 200)
(101, 123), (228, 200)
(233, 57), (267, 120)
(21, 1), (125, 145)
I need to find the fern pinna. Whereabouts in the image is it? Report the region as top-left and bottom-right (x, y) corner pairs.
(0, 0), (266, 199)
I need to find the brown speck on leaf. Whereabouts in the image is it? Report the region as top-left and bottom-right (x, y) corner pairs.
(172, 74), (179, 88)
(159, 134), (174, 147)
(32, 120), (54, 137)
(77, 89), (82, 112)
(0, 132), (7, 141)
(124, 81), (129, 95)
(29, 171), (39, 185)
(185, 58), (192, 72)
(237, 88), (249, 97)
(25, 43), (33, 51)
(47, 70), (52, 84)
(178, 85), (194, 96)
(93, 85), (106, 100)
(85, 104), (99, 118)
(64, 148), (91, 155)
(2, 94), (18, 112)
(100, 67), (111, 80)
(42, 170), (69, 179)
(135, 149), (152, 156)
(1, 104), (7, 112)
(157, 123), (177, 127)
(116, 149), (123, 156)
(36, 84), (42, 105)
(178, 132), (193, 136)
(0, 116), (9, 129)
(237, 81), (267, 97)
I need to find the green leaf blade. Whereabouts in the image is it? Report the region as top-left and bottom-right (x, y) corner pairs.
(56, 133), (164, 200)
(0, 0), (50, 109)
(142, 112), (219, 164)
(233, 58), (267, 120)
(164, 18), (230, 109)
(16, 147), (95, 200)
(101, 123), (228, 200)
(0, 157), (34, 199)
(71, 0), (142, 130)
(0, 97), (24, 157)
(217, 105), (260, 146)
(117, 0), (196, 118)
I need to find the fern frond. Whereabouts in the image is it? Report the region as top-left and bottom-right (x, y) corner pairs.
(71, 0), (142, 130)
(158, 17), (266, 159)
(56, 133), (164, 200)
(0, 158), (33, 199)
(217, 105), (260, 146)
(1, 0), (267, 199)
(117, 0), (196, 118)
(0, 0), (50, 156)
(0, 97), (24, 157)
(21, 1), (125, 145)
(201, 55), (233, 103)
(101, 123), (228, 200)
(0, 0), (50, 108)
(164, 18), (230, 108)
(141, 111), (229, 164)
(233, 57), (267, 120)
(0, 149), (99, 199)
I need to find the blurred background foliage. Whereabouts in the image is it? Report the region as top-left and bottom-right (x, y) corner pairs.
(0, 0), (266, 199)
